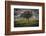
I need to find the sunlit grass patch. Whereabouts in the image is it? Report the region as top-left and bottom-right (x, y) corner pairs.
(14, 18), (39, 27)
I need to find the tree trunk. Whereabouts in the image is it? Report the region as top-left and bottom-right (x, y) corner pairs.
(27, 18), (29, 24)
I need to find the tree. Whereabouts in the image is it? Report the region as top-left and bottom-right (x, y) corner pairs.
(20, 10), (32, 24)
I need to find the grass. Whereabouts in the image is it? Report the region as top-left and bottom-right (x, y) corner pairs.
(14, 18), (39, 27)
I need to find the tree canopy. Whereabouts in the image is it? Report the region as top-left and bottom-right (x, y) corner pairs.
(20, 11), (32, 19)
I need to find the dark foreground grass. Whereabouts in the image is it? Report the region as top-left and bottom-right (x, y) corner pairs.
(14, 19), (39, 27)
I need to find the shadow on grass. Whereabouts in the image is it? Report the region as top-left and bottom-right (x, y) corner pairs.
(14, 20), (39, 27)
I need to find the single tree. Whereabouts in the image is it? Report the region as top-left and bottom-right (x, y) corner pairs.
(20, 10), (32, 24)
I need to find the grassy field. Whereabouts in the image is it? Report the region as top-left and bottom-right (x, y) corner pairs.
(14, 18), (39, 27)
